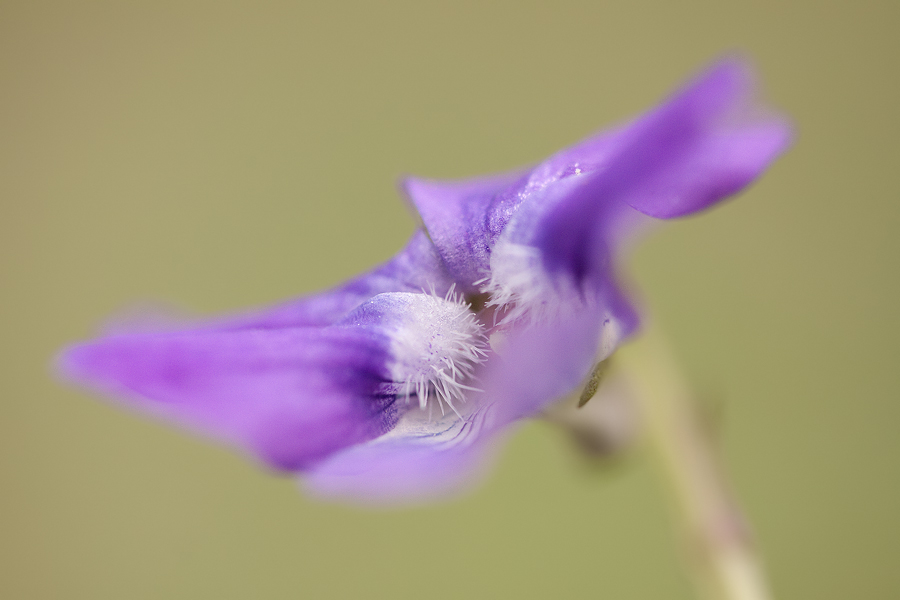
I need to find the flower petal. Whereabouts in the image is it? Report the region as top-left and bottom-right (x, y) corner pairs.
(403, 58), (791, 294)
(402, 169), (528, 292)
(220, 229), (456, 329)
(58, 326), (398, 471)
(532, 58), (791, 282)
(303, 405), (498, 504)
(58, 288), (488, 480)
(480, 306), (613, 427)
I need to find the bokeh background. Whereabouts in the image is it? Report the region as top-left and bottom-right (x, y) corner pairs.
(2, 1), (897, 598)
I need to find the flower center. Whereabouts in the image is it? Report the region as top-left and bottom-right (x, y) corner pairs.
(385, 289), (488, 416)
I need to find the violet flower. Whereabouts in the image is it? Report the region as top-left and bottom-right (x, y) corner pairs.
(59, 58), (790, 503)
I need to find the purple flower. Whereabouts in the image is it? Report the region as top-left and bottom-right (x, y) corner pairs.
(58, 58), (790, 503)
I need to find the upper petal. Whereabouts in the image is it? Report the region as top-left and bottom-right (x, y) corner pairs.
(402, 169), (528, 293)
(530, 58), (791, 282)
(402, 58), (791, 294)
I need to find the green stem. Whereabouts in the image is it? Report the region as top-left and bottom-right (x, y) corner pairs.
(618, 326), (773, 600)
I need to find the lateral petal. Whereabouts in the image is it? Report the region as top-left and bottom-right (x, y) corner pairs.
(220, 229), (457, 329)
(58, 325), (398, 471)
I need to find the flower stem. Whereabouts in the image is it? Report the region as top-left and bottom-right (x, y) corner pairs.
(618, 326), (773, 600)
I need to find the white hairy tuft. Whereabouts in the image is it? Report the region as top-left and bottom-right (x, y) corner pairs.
(479, 241), (585, 327)
(388, 286), (488, 417)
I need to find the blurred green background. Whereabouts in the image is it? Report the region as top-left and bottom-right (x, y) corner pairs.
(2, 1), (897, 598)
